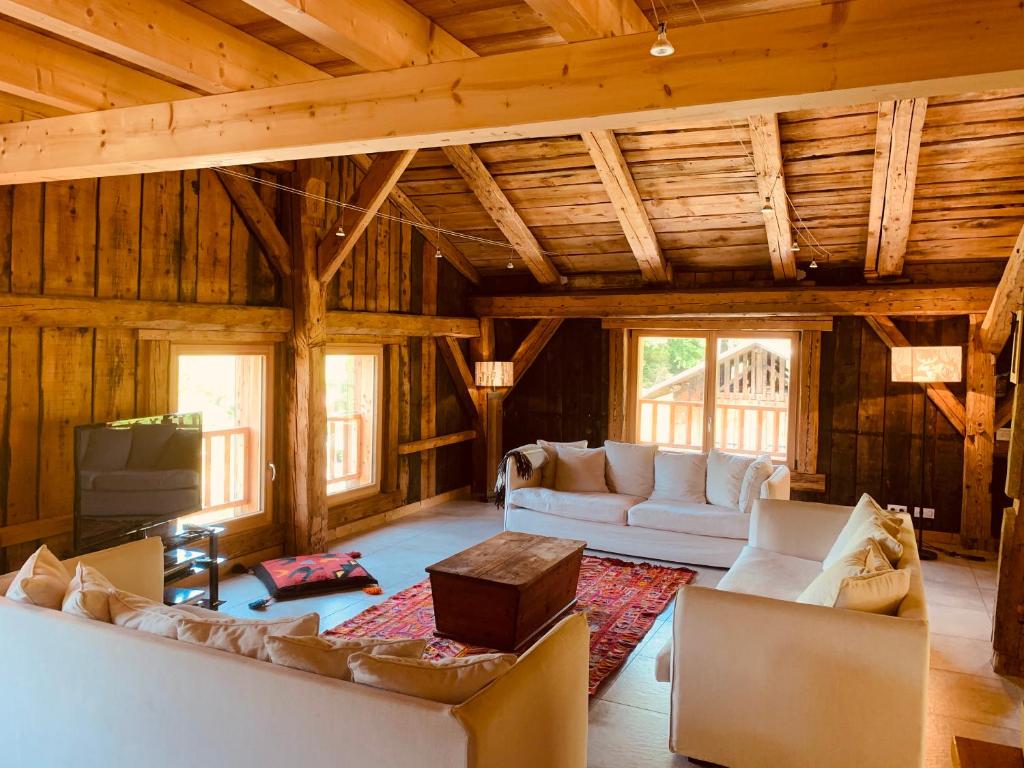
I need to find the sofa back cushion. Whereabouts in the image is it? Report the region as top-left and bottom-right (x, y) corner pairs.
(5, 545), (70, 609)
(537, 439), (587, 488)
(553, 446), (608, 493)
(797, 539), (910, 615)
(650, 451), (706, 503)
(604, 441), (656, 498)
(738, 457), (774, 514)
(108, 589), (224, 639)
(265, 635), (427, 681)
(349, 651), (516, 705)
(62, 562), (116, 622)
(822, 493), (903, 569)
(706, 449), (763, 511)
(177, 613), (321, 661)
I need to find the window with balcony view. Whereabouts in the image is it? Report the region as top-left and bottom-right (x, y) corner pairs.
(171, 346), (271, 528)
(635, 332), (796, 463)
(325, 347), (382, 499)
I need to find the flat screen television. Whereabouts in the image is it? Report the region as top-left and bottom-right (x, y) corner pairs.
(74, 412), (203, 555)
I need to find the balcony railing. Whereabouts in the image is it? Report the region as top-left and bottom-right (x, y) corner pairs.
(327, 414), (364, 484)
(201, 426), (251, 513)
(637, 398), (788, 460)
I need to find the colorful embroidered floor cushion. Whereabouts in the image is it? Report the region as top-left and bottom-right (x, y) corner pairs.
(253, 553), (377, 600)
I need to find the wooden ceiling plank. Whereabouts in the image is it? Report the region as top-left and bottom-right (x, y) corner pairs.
(0, 18), (191, 112)
(4, 0), (1024, 183)
(317, 149), (418, 284)
(442, 145), (562, 286)
(237, 0), (475, 71)
(522, 0), (651, 42)
(470, 284), (995, 318)
(748, 114), (797, 282)
(351, 154), (480, 284)
(865, 315), (965, 435)
(0, 0), (327, 93)
(582, 129), (671, 284)
(864, 98), (928, 279)
(215, 169), (292, 277)
(979, 225), (1024, 354)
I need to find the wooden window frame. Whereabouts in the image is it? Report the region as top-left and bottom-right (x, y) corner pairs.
(325, 343), (385, 504)
(168, 342), (275, 536)
(625, 329), (801, 468)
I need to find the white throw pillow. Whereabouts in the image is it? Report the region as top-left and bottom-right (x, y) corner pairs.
(650, 451), (706, 503)
(348, 652), (516, 705)
(177, 613), (320, 661)
(705, 449), (760, 511)
(265, 635), (427, 681)
(6, 545), (70, 609)
(62, 562), (116, 622)
(536, 439), (586, 488)
(553, 445), (608, 493)
(798, 539), (910, 615)
(108, 589), (224, 639)
(738, 456), (773, 514)
(823, 493), (904, 569)
(603, 441), (657, 498)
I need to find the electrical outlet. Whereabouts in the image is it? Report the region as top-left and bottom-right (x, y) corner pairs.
(913, 506), (922, 518)
(923, 507), (936, 519)
(888, 504), (908, 514)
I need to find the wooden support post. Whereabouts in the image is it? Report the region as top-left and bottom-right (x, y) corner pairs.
(607, 328), (628, 441)
(962, 314), (996, 550)
(485, 391), (504, 499)
(468, 317), (493, 497)
(796, 330), (821, 474)
(382, 344), (400, 494)
(420, 240), (438, 500)
(284, 160), (329, 555)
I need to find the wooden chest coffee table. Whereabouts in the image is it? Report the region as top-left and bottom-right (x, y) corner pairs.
(426, 531), (586, 652)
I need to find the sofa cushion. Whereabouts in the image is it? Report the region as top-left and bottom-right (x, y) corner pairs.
(177, 613), (321, 661)
(6, 545), (71, 609)
(536, 439), (586, 488)
(603, 441), (656, 498)
(62, 562), (116, 622)
(650, 451), (706, 503)
(823, 493), (903, 570)
(627, 500), (751, 540)
(509, 487), (642, 525)
(706, 449), (761, 511)
(798, 539), (910, 615)
(553, 445), (608, 493)
(108, 589), (224, 639)
(717, 546), (822, 601)
(265, 635), (427, 681)
(348, 651), (516, 705)
(738, 456), (773, 514)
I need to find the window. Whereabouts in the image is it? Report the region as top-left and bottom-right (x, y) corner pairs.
(170, 345), (272, 528)
(633, 332), (797, 463)
(325, 346), (382, 499)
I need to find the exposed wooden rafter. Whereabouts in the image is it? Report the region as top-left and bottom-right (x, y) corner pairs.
(864, 99), (928, 279)
(436, 336), (483, 423)
(582, 130), (671, 284)
(442, 145), (562, 286)
(350, 155), (480, 285)
(470, 284), (995, 318)
(4, 0), (1020, 183)
(865, 315), (966, 436)
(980, 225), (1024, 354)
(215, 170), (291, 277)
(237, 0), (475, 71)
(317, 150), (418, 284)
(522, 0), (651, 41)
(0, 0), (326, 93)
(508, 319), (564, 393)
(328, 312), (480, 339)
(748, 114), (797, 282)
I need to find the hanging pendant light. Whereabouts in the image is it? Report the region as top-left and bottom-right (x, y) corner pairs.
(650, 22), (675, 57)
(761, 197), (773, 214)
(808, 257), (818, 269)
(790, 241), (801, 253)
(435, 246), (443, 259)
(335, 219), (346, 237)
(506, 257), (514, 270)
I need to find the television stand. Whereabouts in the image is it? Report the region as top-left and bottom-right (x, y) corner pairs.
(163, 525), (226, 609)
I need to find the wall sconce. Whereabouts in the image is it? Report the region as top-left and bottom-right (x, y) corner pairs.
(474, 361), (514, 388)
(890, 346), (962, 383)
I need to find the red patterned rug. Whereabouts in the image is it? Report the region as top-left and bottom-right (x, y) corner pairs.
(325, 555), (695, 695)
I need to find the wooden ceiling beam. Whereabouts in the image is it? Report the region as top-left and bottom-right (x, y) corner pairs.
(522, 0), (651, 42)
(508, 319), (564, 394)
(435, 336), (483, 423)
(442, 145), (562, 286)
(215, 169), (292, 278)
(864, 99), (928, 279)
(350, 155), (480, 285)
(0, 92), (67, 123)
(237, 0), (475, 71)
(979, 225), (1024, 354)
(0, 0), (326, 93)
(582, 130), (671, 284)
(4, 0), (1022, 183)
(470, 284), (995, 318)
(328, 312), (480, 338)
(0, 18), (191, 113)
(749, 114), (797, 282)
(317, 149), (418, 284)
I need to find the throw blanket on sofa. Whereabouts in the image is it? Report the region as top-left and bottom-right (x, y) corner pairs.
(493, 449), (534, 509)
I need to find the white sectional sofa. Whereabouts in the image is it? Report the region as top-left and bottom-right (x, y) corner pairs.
(0, 539), (590, 768)
(503, 441), (791, 567)
(655, 497), (929, 768)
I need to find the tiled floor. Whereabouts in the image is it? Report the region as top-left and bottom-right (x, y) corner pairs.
(217, 501), (1022, 767)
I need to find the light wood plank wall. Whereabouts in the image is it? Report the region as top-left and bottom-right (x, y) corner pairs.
(0, 157), (474, 572)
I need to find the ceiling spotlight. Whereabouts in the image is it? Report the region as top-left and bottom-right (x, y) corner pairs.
(434, 246), (443, 259)
(761, 197), (773, 214)
(506, 257), (514, 270)
(650, 22), (675, 57)
(790, 241), (801, 253)
(335, 222), (346, 237)
(808, 257), (819, 269)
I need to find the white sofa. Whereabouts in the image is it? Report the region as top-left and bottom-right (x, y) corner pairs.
(654, 498), (929, 768)
(503, 443), (791, 567)
(0, 538), (590, 768)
